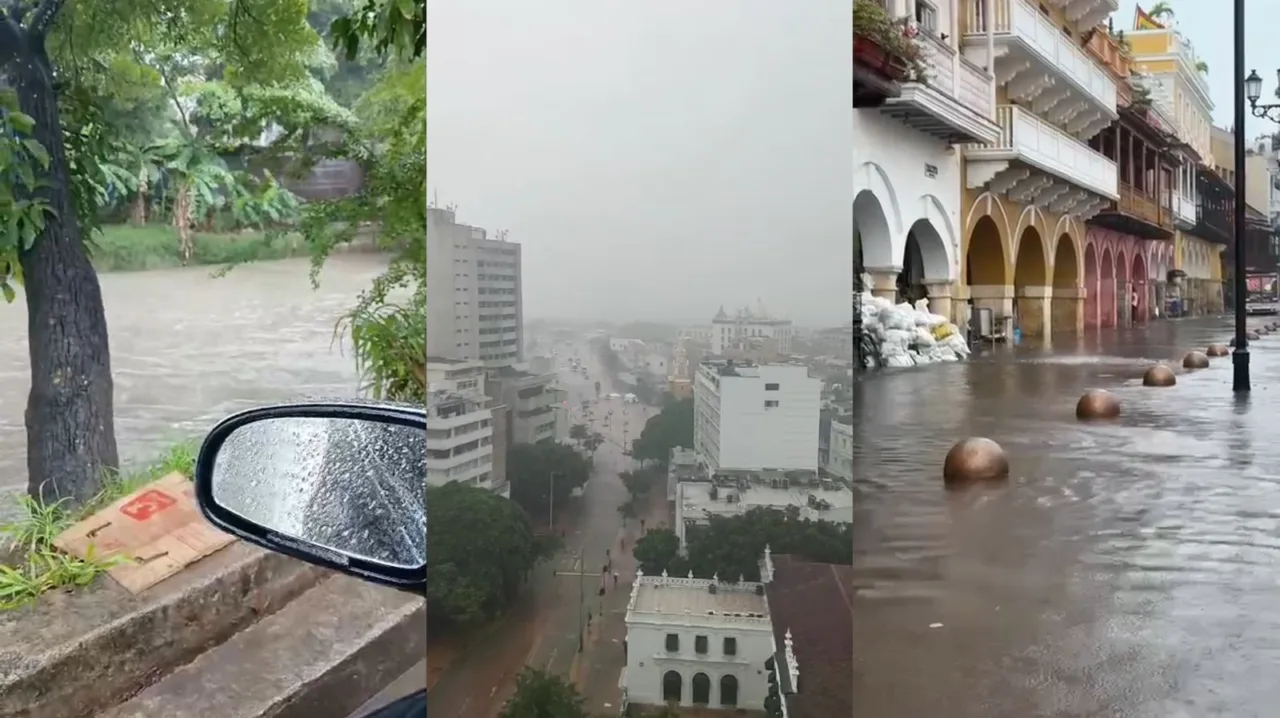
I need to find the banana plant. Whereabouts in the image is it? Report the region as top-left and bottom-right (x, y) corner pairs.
(147, 137), (234, 264)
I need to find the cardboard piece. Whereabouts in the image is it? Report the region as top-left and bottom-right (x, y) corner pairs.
(52, 472), (238, 594)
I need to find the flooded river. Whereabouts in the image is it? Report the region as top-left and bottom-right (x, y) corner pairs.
(0, 254), (386, 518)
(853, 318), (1280, 718)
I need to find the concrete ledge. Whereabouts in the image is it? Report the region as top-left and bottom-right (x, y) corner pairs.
(100, 575), (427, 718)
(0, 543), (327, 718)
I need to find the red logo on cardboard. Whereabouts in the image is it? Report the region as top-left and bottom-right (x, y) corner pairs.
(120, 490), (178, 521)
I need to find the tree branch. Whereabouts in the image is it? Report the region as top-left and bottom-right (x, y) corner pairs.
(28, 0), (64, 35)
(0, 7), (26, 68)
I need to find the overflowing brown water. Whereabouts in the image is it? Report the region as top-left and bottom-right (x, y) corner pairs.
(853, 318), (1280, 718)
(0, 254), (386, 520)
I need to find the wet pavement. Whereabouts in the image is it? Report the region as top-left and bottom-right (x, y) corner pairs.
(428, 341), (656, 717)
(852, 316), (1280, 717)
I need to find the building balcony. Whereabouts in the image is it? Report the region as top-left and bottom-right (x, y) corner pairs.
(427, 445), (494, 473)
(878, 33), (1001, 145)
(961, 0), (1119, 141)
(965, 105), (1117, 217)
(1087, 183), (1173, 239)
(1173, 193), (1197, 230)
(853, 30), (902, 108)
(429, 426), (494, 452)
(1084, 25), (1133, 101)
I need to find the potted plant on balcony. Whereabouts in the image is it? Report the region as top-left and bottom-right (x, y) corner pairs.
(854, 0), (928, 82)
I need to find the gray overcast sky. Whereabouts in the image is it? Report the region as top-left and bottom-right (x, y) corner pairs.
(1154, 2), (1277, 139)
(427, 0), (852, 328)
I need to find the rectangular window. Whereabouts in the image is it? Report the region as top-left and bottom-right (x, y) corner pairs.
(915, 0), (937, 34)
(665, 633), (679, 652)
(764, 383), (780, 391)
(765, 400), (779, 408)
(723, 636), (737, 655)
(695, 635), (708, 654)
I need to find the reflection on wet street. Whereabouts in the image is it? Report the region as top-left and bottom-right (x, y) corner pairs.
(853, 318), (1280, 718)
(0, 255), (386, 520)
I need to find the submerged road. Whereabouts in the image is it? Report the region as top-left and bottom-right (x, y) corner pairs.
(427, 341), (654, 718)
(853, 317), (1280, 717)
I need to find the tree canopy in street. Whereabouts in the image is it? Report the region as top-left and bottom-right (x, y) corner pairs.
(497, 668), (587, 718)
(630, 396), (693, 464)
(427, 482), (540, 629)
(634, 507), (853, 581)
(507, 441), (591, 521)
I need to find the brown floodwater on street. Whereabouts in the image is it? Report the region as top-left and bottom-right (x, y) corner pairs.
(0, 255), (387, 522)
(853, 318), (1280, 718)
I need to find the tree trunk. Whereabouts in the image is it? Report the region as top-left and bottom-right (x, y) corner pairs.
(12, 41), (119, 506)
(173, 183), (193, 265)
(130, 172), (148, 225)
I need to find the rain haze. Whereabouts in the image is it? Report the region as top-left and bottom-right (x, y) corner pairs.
(427, 0), (852, 327)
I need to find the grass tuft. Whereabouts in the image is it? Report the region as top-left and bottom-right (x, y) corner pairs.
(0, 439), (200, 609)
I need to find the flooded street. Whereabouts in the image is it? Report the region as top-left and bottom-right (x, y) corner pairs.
(0, 255), (386, 517)
(853, 318), (1280, 718)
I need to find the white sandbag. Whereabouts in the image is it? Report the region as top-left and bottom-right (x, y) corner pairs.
(913, 327), (937, 348)
(914, 298), (931, 313)
(931, 346), (958, 363)
(923, 313), (950, 328)
(885, 354), (914, 368)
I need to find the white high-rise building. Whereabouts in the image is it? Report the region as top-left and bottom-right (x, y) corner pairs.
(693, 361), (821, 474)
(427, 207), (524, 368)
(426, 358), (505, 495)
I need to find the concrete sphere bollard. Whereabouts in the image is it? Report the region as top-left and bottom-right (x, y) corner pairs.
(942, 438), (1010, 488)
(1206, 344), (1229, 357)
(1076, 390), (1120, 420)
(1143, 365), (1177, 387)
(1182, 351), (1210, 369)
(1230, 333), (1261, 346)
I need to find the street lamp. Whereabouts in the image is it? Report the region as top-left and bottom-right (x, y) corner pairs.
(1231, 1), (1250, 392)
(1245, 69), (1280, 123)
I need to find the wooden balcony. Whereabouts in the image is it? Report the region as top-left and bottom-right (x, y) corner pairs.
(1088, 183), (1173, 239)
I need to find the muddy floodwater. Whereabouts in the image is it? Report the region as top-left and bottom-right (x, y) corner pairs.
(0, 254), (386, 519)
(853, 318), (1280, 718)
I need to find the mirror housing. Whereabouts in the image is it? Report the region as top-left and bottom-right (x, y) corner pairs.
(194, 401), (426, 593)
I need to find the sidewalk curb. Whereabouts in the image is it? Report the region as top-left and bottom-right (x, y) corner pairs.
(0, 542), (326, 718)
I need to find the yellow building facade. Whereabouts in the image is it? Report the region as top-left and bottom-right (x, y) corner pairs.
(1129, 17), (1223, 314)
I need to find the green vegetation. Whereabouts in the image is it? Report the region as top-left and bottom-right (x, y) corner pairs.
(630, 397), (694, 465)
(507, 442), (591, 522)
(632, 507), (853, 582)
(90, 224), (307, 272)
(498, 668), (588, 718)
(427, 483), (542, 630)
(0, 441), (198, 609)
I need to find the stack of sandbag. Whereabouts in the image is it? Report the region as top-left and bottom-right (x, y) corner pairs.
(858, 292), (970, 368)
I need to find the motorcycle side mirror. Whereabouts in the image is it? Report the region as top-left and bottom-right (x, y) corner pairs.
(194, 401), (426, 592)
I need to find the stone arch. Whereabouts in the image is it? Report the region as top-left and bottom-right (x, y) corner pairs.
(692, 672), (711, 705)
(965, 215), (1008, 286)
(898, 218), (951, 303)
(1052, 234), (1079, 288)
(1100, 247), (1116, 328)
(720, 674), (739, 706)
(854, 190), (894, 272)
(1013, 226), (1049, 338)
(917, 193), (958, 280)
(1132, 252), (1149, 322)
(1084, 242), (1100, 329)
(855, 160), (902, 237)
(663, 670), (683, 703)
(1116, 248), (1129, 285)
(1050, 234), (1080, 334)
(1014, 226), (1048, 287)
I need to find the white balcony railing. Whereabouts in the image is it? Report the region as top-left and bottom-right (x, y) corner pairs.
(978, 105), (1117, 197)
(964, 0), (1116, 114)
(1173, 193), (1198, 227)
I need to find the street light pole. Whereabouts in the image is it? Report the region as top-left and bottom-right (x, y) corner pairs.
(577, 549), (585, 651)
(1233, 0), (1250, 392)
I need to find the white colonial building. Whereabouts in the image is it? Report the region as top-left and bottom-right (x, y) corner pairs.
(693, 361), (820, 475)
(823, 416), (854, 483)
(709, 304), (794, 355)
(623, 571), (775, 711)
(675, 473), (853, 548)
(854, 0), (1003, 320)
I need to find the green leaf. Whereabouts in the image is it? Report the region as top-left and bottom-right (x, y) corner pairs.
(21, 139), (49, 169)
(2, 283), (16, 304)
(8, 112), (35, 135)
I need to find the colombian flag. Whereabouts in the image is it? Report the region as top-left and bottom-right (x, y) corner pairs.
(1134, 5), (1165, 30)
